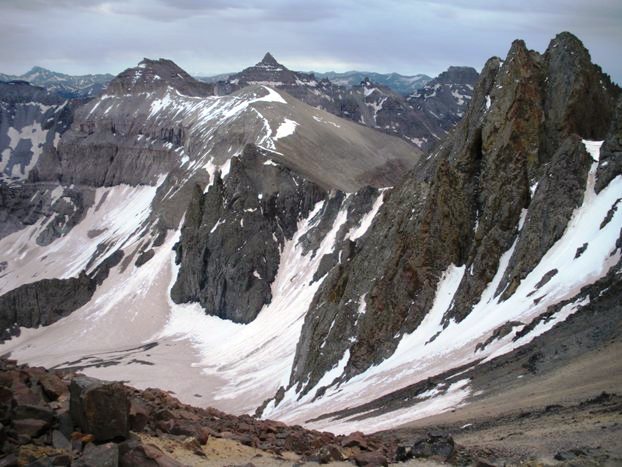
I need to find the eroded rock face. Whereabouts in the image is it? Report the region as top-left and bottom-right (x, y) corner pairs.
(0, 273), (96, 343)
(284, 32), (621, 398)
(106, 58), (213, 98)
(596, 97), (622, 194)
(0, 81), (74, 181)
(0, 182), (94, 243)
(171, 144), (326, 323)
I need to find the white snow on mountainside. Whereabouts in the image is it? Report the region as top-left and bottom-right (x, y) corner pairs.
(0, 47), (621, 438)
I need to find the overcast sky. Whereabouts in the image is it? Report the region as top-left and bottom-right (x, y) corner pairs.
(1, 0), (620, 82)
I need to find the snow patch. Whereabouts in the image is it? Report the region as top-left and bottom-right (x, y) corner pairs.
(273, 118), (299, 140)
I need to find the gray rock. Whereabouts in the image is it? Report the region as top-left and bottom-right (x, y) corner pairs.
(497, 135), (592, 298)
(596, 97), (622, 193)
(171, 144), (326, 323)
(0, 272), (96, 343)
(75, 442), (119, 467)
(51, 430), (72, 452)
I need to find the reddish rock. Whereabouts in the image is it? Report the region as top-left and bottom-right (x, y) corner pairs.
(13, 404), (55, 424)
(129, 397), (151, 432)
(38, 373), (68, 401)
(341, 431), (369, 450)
(120, 441), (184, 467)
(195, 427), (211, 445)
(353, 451), (388, 466)
(13, 418), (49, 438)
(70, 376), (130, 442)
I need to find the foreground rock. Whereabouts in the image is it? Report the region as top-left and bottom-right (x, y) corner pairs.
(3, 358), (470, 465)
(70, 376), (130, 442)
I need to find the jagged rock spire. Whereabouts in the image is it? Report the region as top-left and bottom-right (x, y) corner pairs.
(259, 52), (280, 67)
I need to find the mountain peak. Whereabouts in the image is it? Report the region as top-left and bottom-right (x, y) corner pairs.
(107, 57), (213, 97)
(432, 66), (479, 86)
(28, 66), (49, 73)
(545, 31), (591, 64)
(258, 52), (281, 68)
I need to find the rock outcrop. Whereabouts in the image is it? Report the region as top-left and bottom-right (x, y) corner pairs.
(283, 32), (620, 399)
(0, 273), (96, 343)
(171, 144), (326, 323)
(0, 81), (75, 181)
(69, 376), (130, 442)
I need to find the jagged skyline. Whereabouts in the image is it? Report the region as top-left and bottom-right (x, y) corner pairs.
(1, 0), (621, 83)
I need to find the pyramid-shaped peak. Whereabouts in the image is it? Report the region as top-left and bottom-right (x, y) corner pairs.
(106, 57), (213, 97)
(258, 52), (281, 67)
(545, 31), (591, 61)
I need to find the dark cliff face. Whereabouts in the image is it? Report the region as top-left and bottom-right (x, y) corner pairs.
(595, 98), (622, 193)
(170, 145), (327, 323)
(169, 143), (389, 324)
(0, 81), (76, 182)
(283, 32), (621, 400)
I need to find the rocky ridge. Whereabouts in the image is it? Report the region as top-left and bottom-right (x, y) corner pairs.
(259, 32), (621, 418)
(0, 81), (75, 182)
(311, 71), (431, 96)
(0, 56), (418, 345)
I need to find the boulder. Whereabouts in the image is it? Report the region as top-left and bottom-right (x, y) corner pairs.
(69, 376), (129, 442)
(411, 432), (455, 460)
(13, 418), (49, 438)
(13, 404), (55, 424)
(38, 373), (68, 401)
(75, 442), (119, 467)
(119, 440), (184, 467)
(341, 431), (369, 450)
(129, 397), (150, 432)
(51, 430), (72, 452)
(352, 451), (388, 466)
(318, 443), (345, 463)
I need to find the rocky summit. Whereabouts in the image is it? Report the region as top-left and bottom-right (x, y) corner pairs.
(0, 29), (621, 466)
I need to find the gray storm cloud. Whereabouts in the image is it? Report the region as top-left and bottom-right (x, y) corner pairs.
(0, 0), (620, 82)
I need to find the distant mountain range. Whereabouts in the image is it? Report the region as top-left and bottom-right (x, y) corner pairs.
(1, 58), (474, 151)
(311, 70), (431, 95)
(209, 53), (478, 150)
(198, 70), (432, 95)
(0, 66), (114, 99)
(2, 66), (430, 100)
